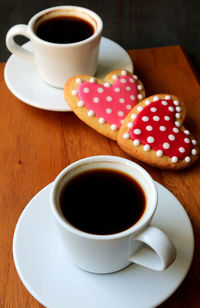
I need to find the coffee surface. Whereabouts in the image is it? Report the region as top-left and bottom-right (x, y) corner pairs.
(36, 15), (94, 44)
(59, 169), (146, 235)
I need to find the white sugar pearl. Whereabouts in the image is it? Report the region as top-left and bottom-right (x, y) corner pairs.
(145, 100), (151, 105)
(88, 110), (94, 117)
(104, 82), (111, 87)
(176, 106), (182, 112)
(175, 121), (180, 127)
(126, 104), (132, 110)
(134, 129), (141, 135)
(72, 89), (78, 96)
(147, 136), (155, 143)
(168, 134), (175, 141)
(99, 117), (105, 124)
(192, 149), (197, 155)
(172, 156), (178, 163)
(144, 144), (151, 151)
(150, 107), (157, 112)
(111, 124), (117, 131)
(131, 113), (137, 120)
(165, 95), (171, 100)
(90, 77), (95, 82)
(83, 87), (90, 93)
(185, 156), (191, 163)
(106, 96), (112, 102)
(121, 70), (127, 76)
(163, 142), (170, 149)
(130, 95), (135, 100)
(133, 139), (140, 146)
(77, 101), (84, 107)
(157, 150), (163, 157)
(97, 87), (104, 93)
(184, 130), (190, 135)
(133, 75), (138, 80)
(112, 74), (118, 80)
(175, 113), (181, 119)
(138, 94), (143, 100)
(127, 122), (133, 128)
(93, 97), (99, 103)
(192, 139), (197, 145)
(184, 138), (190, 143)
(137, 106), (143, 112)
(137, 84), (143, 90)
(76, 78), (82, 84)
(164, 116), (170, 121)
(153, 96), (159, 101)
(106, 108), (112, 114)
(173, 100), (179, 106)
(114, 87), (120, 92)
(142, 116), (149, 122)
(160, 126), (166, 131)
(123, 133), (130, 139)
(146, 125), (153, 131)
(119, 98), (125, 103)
(173, 127), (179, 133)
(118, 111), (124, 117)
(153, 116), (160, 121)
(179, 147), (185, 153)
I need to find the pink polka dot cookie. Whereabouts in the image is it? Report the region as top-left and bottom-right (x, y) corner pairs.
(117, 94), (199, 169)
(64, 69), (145, 140)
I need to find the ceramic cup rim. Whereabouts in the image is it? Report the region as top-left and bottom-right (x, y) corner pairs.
(50, 156), (158, 240)
(28, 5), (103, 47)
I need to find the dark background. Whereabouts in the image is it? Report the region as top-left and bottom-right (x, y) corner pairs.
(1, 0), (200, 73)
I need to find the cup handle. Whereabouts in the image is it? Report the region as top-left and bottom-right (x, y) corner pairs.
(6, 24), (35, 63)
(129, 226), (176, 271)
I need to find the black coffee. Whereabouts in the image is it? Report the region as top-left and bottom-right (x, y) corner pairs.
(59, 169), (146, 235)
(35, 15), (94, 44)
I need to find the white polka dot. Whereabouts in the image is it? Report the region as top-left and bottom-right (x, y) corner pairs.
(137, 106), (143, 112)
(157, 150), (163, 157)
(153, 116), (160, 121)
(88, 110), (94, 117)
(126, 104), (132, 110)
(173, 127), (179, 133)
(120, 119), (124, 125)
(185, 156), (191, 163)
(97, 87), (104, 93)
(72, 89), (77, 96)
(164, 116), (170, 121)
(184, 138), (190, 143)
(163, 142), (170, 149)
(130, 95), (135, 100)
(144, 144), (151, 151)
(160, 126), (166, 131)
(126, 86), (131, 91)
(134, 129), (141, 135)
(106, 108), (112, 114)
(146, 125), (153, 131)
(123, 133), (130, 139)
(127, 122), (133, 128)
(147, 136), (155, 143)
(133, 139), (140, 146)
(168, 106), (174, 112)
(93, 97), (99, 103)
(179, 147), (185, 153)
(83, 87), (90, 93)
(161, 100), (168, 106)
(99, 117), (105, 124)
(121, 78), (126, 83)
(104, 82), (111, 87)
(77, 101), (84, 107)
(151, 107), (157, 112)
(142, 116), (149, 122)
(168, 134), (175, 141)
(131, 113), (137, 120)
(106, 96), (112, 102)
(114, 87), (120, 92)
(112, 74), (118, 80)
(118, 111), (124, 117)
(111, 124), (117, 131)
(192, 149), (197, 155)
(119, 98), (125, 103)
(90, 77), (95, 82)
(129, 78), (135, 83)
(172, 156), (178, 163)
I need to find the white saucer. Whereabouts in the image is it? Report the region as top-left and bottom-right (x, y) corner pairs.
(13, 181), (194, 308)
(4, 37), (133, 112)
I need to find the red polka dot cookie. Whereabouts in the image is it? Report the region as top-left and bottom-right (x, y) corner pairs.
(64, 69), (145, 140)
(117, 94), (199, 169)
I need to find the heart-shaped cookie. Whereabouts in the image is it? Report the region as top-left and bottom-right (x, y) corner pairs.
(117, 94), (199, 169)
(64, 69), (145, 140)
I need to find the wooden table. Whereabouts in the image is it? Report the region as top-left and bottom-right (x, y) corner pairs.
(0, 46), (200, 307)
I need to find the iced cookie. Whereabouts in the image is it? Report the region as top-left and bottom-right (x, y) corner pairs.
(117, 94), (199, 169)
(64, 69), (145, 140)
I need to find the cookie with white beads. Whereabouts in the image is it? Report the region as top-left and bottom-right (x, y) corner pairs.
(64, 69), (145, 140)
(117, 94), (199, 169)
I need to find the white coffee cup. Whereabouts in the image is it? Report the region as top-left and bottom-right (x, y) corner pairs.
(50, 155), (176, 274)
(6, 6), (103, 88)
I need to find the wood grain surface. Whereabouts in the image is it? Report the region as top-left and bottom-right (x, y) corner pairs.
(0, 45), (200, 307)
